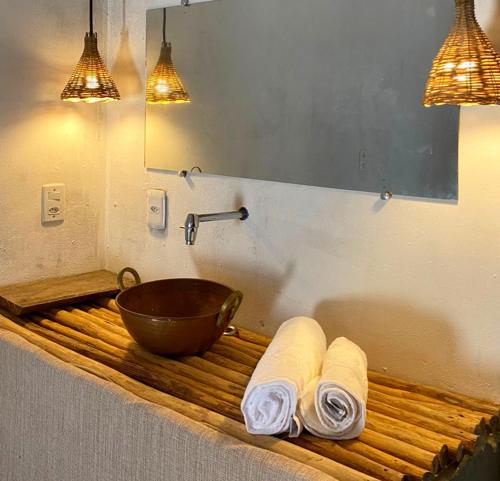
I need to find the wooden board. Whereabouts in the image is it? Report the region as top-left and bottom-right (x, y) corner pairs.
(0, 297), (498, 481)
(0, 271), (120, 315)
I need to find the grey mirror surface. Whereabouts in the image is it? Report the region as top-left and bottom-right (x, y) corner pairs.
(145, 0), (459, 200)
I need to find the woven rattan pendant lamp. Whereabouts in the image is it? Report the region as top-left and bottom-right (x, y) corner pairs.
(423, 0), (500, 106)
(146, 8), (190, 105)
(61, 0), (120, 103)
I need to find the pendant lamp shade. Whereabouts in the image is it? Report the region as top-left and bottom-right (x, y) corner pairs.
(146, 9), (190, 104)
(423, 0), (500, 107)
(61, 0), (120, 103)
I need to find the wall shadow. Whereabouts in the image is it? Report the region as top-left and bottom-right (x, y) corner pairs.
(111, 0), (143, 97)
(485, 0), (500, 51)
(190, 255), (295, 331)
(313, 296), (500, 394)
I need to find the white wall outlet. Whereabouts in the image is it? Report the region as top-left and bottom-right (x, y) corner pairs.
(147, 189), (166, 230)
(42, 183), (65, 223)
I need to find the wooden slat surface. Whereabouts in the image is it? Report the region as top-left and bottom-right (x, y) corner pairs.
(0, 271), (120, 315)
(0, 296), (498, 481)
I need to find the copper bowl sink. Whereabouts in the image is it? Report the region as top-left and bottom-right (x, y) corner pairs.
(115, 268), (243, 356)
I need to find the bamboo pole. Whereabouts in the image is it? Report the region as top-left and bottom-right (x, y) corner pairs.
(368, 371), (500, 417)
(44, 309), (127, 340)
(235, 326), (272, 347)
(293, 435), (410, 481)
(95, 297), (121, 313)
(368, 390), (480, 434)
(365, 412), (461, 462)
(368, 382), (489, 425)
(23, 319), (244, 421)
(67, 307), (130, 337)
(90, 301), (122, 316)
(30, 314), (245, 404)
(35, 311), (246, 399)
(80, 304), (124, 326)
(358, 429), (441, 472)
(338, 440), (428, 481)
(90, 302), (124, 320)
(367, 399), (477, 450)
(46, 307), (128, 339)
(210, 343), (260, 367)
(218, 334), (267, 354)
(216, 336), (266, 359)
(202, 351), (255, 376)
(178, 355), (251, 387)
(0, 313), (380, 481)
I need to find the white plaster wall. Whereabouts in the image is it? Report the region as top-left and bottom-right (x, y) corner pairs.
(105, 0), (500, 399)
(0, 0), (107, 285)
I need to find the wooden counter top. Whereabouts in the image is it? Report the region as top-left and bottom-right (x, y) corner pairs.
(0, 297), (498, 481)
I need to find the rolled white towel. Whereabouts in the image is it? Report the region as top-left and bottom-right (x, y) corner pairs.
(299, 337), (368, 440)
(241, 317), (326, 436)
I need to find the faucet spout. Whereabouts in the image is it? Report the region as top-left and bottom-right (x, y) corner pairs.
(184, 207), (249, 245)
(184, 213), (200, 245)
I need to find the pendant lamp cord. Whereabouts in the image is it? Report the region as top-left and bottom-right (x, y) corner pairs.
(89, 0), (94, 35)
(162, 8), (166, 44)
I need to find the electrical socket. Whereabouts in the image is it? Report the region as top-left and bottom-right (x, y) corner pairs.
(42, 183), (65, 224)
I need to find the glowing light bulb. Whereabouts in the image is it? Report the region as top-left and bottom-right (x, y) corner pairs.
(443, 62), (456, 71)
(85, 74), (99, 89)
(458, 61), (476, 69)
(155, 79), (170, 95)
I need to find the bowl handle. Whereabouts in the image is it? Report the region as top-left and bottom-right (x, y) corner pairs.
(216, 290), (243, 329)
(117, 267), (142, 291)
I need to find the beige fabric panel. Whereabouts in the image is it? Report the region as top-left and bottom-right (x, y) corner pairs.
(0, 331), (332, 481)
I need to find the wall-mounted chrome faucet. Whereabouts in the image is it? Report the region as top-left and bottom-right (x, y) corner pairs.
(183, 207), (249, 245)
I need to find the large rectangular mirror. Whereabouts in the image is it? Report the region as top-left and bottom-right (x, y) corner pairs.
(145, 0), (459, 199)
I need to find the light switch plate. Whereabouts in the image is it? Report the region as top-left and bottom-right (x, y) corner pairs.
(42, 183), (65, 223)
(147, 189), (166, 230)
